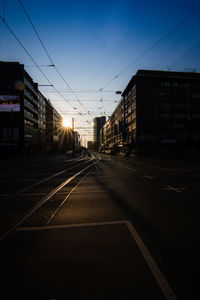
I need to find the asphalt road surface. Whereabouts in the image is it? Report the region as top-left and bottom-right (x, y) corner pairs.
(0, 152), (200, 300)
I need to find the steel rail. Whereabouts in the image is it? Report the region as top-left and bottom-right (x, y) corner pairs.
(22, 171), (92, 247)
(2, 154), (94, 204)
(0, 153), (87, 176)
(0, 156), (101, 242)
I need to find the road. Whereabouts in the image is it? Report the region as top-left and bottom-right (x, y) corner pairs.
(0, 152), (200, 300)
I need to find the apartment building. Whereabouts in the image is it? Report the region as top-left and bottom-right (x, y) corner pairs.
(0, 61), (65, 155)
(93, 116), (106, 146)
(0, 61), (39, 153)
(102, 69), (200, 156)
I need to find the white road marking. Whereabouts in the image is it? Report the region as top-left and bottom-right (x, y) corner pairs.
(67, 190), (107, 194)
(16, 179), (38, 182)
(21, 193), (47, 196)
(163, 186), (187, 194)
(142, 175), (156, 179)
(21, 190), (107, 197)
(0, 157), (101, 242)
(17, 219), (177, 300)
(45, 171), (91, 226)
(16, 220), (129, 231)
(126, 221), (178, 300)
(134, 161), (200, 172)
(117, 163), (136, 172)
(3, 157), (95, 203)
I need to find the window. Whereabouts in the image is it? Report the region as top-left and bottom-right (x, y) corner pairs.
(24, 109), (34, 118)
(13, 128), (19, 141)
(25, 119), (34, 127)
(1, 128), (12, 141)
(192, 93), (200, 99)
(192, 113), (200, 119)
(160, 81), (170, 87)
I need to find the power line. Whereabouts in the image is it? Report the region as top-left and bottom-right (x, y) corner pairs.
(0, 17), (72, 108)
(99, 7), (200, 91)
(0, 16), (91, 128)
(170, 39), (200, 68)
(18, 0), (89, 115)
(61, 113), (112, 116)
(49, 99), (119, 102)
(38, 89), (118, 93)
(2, 0), (6, 20)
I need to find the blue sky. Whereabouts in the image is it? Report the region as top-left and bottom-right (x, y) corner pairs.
(1, 0), (200, 143)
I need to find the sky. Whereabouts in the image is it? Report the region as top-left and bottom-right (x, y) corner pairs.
(1, 0), (200, 145)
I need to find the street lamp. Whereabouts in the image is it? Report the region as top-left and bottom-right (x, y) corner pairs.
(25, 64), (55, 67)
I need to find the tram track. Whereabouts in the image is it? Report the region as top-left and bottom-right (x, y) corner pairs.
(0, 155), (101, 242)
(0, 153), (87, 182)
(1, 153), (93, 203)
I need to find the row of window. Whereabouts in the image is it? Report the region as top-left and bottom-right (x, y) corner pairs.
(24, 78), (37, 96)
(160, 113), (200, 120)
(24, 119), (34, 127)
(159, 81), (191, 88)
(127, 104), (136, 114)
(0, 128), (19, 141)
(162, 132), (200, 140)
(124, 85), (136, 99)
(24, 109), (34, 119)
(159, 91), (200, 98)
(160, 102), (200, 109)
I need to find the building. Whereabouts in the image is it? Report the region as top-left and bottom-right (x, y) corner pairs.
(38, 90), (47, 151)
(45, 99), (54, 152)
(74, 131), (80, 151)
(0, 61), (65, 155)
(87, 140), (93, 149)
(109, 99), (123, 148)
(93, 116), (106, 147)
(122, 69), (200, 156)
(0, 61), (39, 154)
(102, 69), (200, 156)
(52, 107), (63, 151)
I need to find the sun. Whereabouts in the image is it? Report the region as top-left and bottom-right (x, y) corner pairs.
(62, 118), (71, 128)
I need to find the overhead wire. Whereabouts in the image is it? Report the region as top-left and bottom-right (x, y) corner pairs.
(39, 90), (118, 93)
(0, 14), (93, 131)
(99, 6), (200, 91)
(0, 17), (82, 113)
(170, 39), (200, 69)
(44, 99), (120, 102)
(2, 0), (6, 20)
(18, 0), (89, 115)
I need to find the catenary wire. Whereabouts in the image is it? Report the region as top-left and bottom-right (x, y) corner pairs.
(170, 39), (200, 69)
(0, 17), (74, 111)
(0, 16), (94, 130)
(18, 0), (89, 115)
(99, 7), (200, 91)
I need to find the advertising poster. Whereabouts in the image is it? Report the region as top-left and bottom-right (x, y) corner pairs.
(0, 95), (20, 112)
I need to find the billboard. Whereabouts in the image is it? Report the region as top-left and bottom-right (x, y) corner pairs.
(0, 95), (20, 112)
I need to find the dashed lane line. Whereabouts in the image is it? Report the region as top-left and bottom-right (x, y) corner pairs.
(142, 175), (157, 179)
